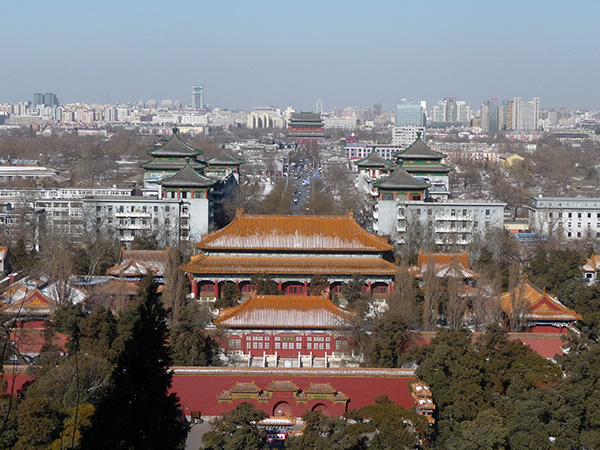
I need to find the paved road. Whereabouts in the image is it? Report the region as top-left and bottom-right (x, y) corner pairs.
(185, 420), (212, 450)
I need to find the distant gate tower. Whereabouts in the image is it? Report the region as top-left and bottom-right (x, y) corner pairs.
(192, 84), (204, 110)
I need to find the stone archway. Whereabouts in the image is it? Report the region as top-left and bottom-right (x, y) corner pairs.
(273, 401), (292, 416)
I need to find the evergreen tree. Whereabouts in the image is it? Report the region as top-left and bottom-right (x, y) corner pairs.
(365, 312), (410, 368)
(78, 276), (187, 450)
(251, 273), (283, 295)
(202, 403), (267, 450)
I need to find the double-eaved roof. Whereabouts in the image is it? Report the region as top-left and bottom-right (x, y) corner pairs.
(206, 149), (244, 167)
(394, 137), (446, 161)
(373, 167), (430, 191)
(195, 212), (393, 253)
(159, 164), (216, 188)
(182, 254), (398, 276)
(146, 128), (203, 158)
(356, 151), (393, 169)
(214, 295), (357, 329)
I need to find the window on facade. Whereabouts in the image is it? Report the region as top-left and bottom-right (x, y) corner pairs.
(335, 340), (348, 350)
(451, 209), (456, 217)
(307, 343), (312, 349)
(382, 193), (393, 201)
(485, 209), (490, 216)
(372, 285), (388, 294)
(286, 285), (304, 294)
(588, 213), (592, 218)
(200, 284), (214, 292)
(578, 232), (582, 238)
(241, 284), (256, 293)
(275, 342), (281, 349)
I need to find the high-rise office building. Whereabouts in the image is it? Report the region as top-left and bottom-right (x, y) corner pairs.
(192, 85), (204, 110)
(395, 100), (424, 126)
(481, 98), (499, 132)
(431, 98), (471, 125)
(33, 92), (59, 107)
(316, 99), (323, 114)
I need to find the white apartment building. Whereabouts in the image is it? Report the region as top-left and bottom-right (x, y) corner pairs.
(376, 199), (505, 247)
(0, 186), (210, 247)
(513, 97), (540, 131)
(391, 125), (425, 148)
(345, 144), (404, 161)
(528, 197), (600, 240)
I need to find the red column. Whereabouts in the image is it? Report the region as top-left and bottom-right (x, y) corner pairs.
(368, 281), (372, 294)
(388, 282), (394, 293)
(191, 279), (198, 299)
(304, 281), (308, 295)
(214, 281), (219, 300)
(278, 281), (283, 292)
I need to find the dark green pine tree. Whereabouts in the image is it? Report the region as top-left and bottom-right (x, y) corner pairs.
(78, 276), (187, 450)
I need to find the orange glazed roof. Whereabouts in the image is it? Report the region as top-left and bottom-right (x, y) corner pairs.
(583, 254), (600, 272)
(107, 248), (170, 277)
(214, 295), (358, 329)
(499, 280), (582, 322)
(410, 249), (478, 279)
(195, 212), (392, 252)
(182, 254), (398, 276)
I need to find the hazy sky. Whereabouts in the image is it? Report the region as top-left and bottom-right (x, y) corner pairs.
(3, 1), (599, 111)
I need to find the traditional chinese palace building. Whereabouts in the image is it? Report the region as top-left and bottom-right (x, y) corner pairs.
(286, 112), (325, 144)
(499, 279), (582, 333)
(182, 212), (398, 300)
(214, 295), (357, 367)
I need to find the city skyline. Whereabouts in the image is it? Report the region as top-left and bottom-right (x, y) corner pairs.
(3, 1), (600, 111)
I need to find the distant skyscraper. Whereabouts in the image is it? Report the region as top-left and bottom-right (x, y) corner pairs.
(33, 93), (44, 106)
(512, 97), (540, 131)
(431, 98), (470, 125)
(481, 98), (499, 132)
(316, 99), (323, 114)
(33, 92), (59, 107)
(395, 100), (424, 126)
(192, 85), (204, 110)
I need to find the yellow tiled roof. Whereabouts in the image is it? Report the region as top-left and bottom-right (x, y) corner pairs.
(499, 280), (582, 321)
(215, 295), (357, 329)
(195, 213), (392, 252)
(182, 253), (397, 276)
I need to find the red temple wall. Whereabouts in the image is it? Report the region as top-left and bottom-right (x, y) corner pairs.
(171, 368), (416, 418)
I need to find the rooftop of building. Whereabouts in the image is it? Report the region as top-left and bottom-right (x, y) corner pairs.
(372, 167), (430, 191)
(499, 279), (582, 322)
(194, 211), (393, 252)
(159, 163), (216, 189)
(146, 128), (204, 158)
(214, 295), (358, 329)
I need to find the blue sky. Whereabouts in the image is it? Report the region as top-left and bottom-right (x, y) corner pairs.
(3, 1), (599, 111)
